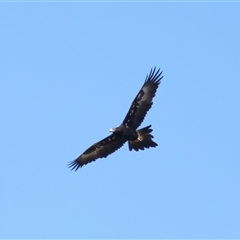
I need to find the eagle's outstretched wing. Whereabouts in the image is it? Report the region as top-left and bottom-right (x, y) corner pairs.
(68, 135), (126, 171)
(121, 67), (163, 129)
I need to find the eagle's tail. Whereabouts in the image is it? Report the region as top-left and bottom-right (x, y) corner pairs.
(128, 125), (158, 151)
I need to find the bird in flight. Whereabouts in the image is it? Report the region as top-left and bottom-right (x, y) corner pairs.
(68, 67), (163, 171)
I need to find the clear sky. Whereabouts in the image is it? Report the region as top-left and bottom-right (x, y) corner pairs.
(1, 2), (240, 239)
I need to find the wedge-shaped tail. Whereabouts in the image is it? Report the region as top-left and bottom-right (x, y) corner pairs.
(128, 125), (158, 151)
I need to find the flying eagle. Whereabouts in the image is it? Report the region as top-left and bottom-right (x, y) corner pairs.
(68, 67), (163, 171)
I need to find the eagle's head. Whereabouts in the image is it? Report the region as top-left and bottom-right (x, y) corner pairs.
(109, 127), (122, 133)
(109, 126), (123, 135)
(109, 127), (116, 133)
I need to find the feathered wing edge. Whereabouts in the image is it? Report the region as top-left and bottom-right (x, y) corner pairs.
(68, 135), (126, 171)
(121, 67), (163, 129)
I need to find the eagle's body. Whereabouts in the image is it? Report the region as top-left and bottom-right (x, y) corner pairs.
(109, 126), (138, 141)
(68, 67), (163, 171)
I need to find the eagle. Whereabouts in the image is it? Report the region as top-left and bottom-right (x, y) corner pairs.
(68, 67), (163, 171)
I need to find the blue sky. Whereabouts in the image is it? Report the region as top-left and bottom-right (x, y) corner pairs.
(1, 2), (240, 239)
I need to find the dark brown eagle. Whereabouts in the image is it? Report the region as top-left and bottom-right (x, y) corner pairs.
(68, 67), (163, 171)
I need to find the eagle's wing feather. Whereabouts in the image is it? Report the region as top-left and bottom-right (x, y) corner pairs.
(68, 134), (126, 171)
(121, 67), (163, 129)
